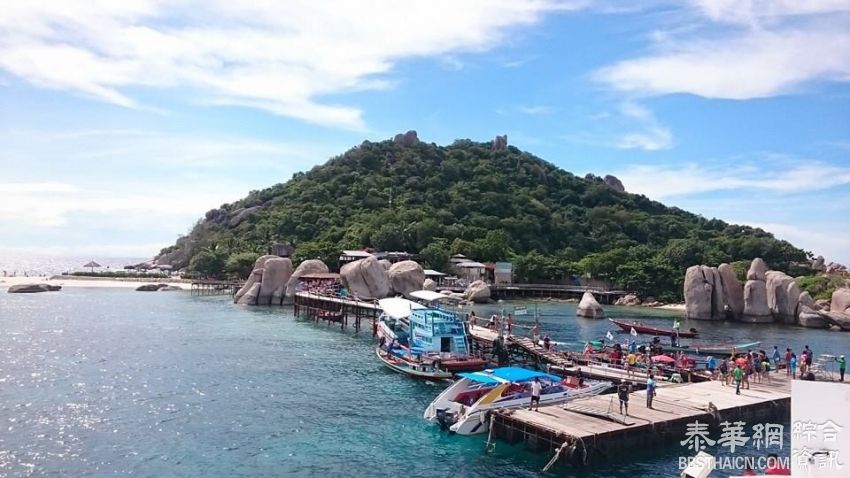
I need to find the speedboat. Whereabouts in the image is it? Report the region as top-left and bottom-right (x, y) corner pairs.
(376, 296), (486, 373)
(424, 367), (610, 435)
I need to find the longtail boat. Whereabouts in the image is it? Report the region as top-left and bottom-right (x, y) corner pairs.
(664, 340), (762, 356)
(609, 318), (699, 338)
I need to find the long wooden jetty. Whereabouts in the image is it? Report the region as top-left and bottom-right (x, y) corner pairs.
(293, 291), (381, 332)
(491, 374), (791, 468)
(190, 279), (244, 296)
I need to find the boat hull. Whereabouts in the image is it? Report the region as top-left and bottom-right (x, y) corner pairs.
(375, 348), (453, 380)
(609, 318), (698, 338)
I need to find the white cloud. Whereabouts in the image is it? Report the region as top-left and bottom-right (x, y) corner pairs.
(739, 222), (850, 265)
(595, 3), (850, 99)
(0, 1), (573, 129)
(617, 159), (850, 199)
(615, 101), (672, 150)
(518, 105), (554, 115)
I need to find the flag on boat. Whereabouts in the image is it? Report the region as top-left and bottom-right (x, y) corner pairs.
(630, 327), (638, 337)
(605, 331), (614, 341)
(514, 306), (528, 316)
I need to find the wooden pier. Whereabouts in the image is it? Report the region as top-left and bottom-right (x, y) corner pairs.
(293, 292), (381, 332)
(467, 326), (679, 388)
(190, 279), (244, 296)
(491, 374), (791, 468)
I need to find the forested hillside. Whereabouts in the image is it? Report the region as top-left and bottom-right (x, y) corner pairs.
(158, 136), (807, 300)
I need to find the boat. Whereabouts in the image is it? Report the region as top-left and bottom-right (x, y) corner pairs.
(663, 340), (762, 356)
(376, 296), (487, 374)
(375, 346), (453, 380)
(424, 367), (610, 435)
(609, 318), (698, 338)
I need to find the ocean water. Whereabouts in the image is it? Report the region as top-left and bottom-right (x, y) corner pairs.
(0, 288), (844, 477)
(0, 255), (147, 277)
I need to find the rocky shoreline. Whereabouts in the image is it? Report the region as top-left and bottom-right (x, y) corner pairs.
(684, 257), (850, 330)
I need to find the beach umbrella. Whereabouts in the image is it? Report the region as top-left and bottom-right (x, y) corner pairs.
(652, 355), (675, 364)
(82, 260), (101, 273)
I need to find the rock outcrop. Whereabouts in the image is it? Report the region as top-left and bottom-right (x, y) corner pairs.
(340, 256), (390, 300)
(256, 257), (293, 305)
(491, 134), (508, 151)
(742, 258), (772, 322)
(718, 263), (744, 319)
(615, 293), (641, 306)
(603, 175), (625, 193)
(815, 299), (831, 311)
(463, 280), (491, 303)
(798, 306), (829, 328)
(228, 206), (261, 227)
(393, 130), (419, 147)
(237, 282), (261, 305)
(747, 258), (768, 281)
(684, 265), (725, 320)
(387, 261), (425, 298)
(136, 283), (168, 291)
(811, 255), (826, 272)
(422, 278), (437, 291)
(378, 259), (392, 271)
(576, 292), (605, 319)
(284, 259), (329, 302)
(8, 283), (61, 293)
(766, 271), (800, 324)
(830, 288), (850, 315)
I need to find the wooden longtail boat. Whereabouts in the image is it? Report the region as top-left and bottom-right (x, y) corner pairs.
(609, 318), (699, 338)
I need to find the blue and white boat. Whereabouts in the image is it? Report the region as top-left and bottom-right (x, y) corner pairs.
(376, 296), (486, 374)
(424, 367), (610, 435)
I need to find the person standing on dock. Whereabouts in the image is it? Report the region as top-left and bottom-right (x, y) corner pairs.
(617, 380), (631, 415)
(529, 377), (542, 411)
(772, 346), (781, 372)
(733, 363), (744, 395)
(838, 355), (846, 382)
(505, 314), (513, 336)
(626, 350), (637, 378)
(530, 322), (540, 346)
(645, 374), (656, 409)
(789, 353), (797, 379)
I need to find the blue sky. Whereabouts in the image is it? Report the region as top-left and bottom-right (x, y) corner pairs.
(1, 1), (849, 263)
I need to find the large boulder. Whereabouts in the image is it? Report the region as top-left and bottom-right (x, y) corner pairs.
(577, 292), (605, 319)
(811, 256), (826, 272)
(340, 256), (390, 300)
(798, 291), (816, 310)
(8, 283), (61, 293)
(387, 260), (425, 298)
(234, 255), (276, 304)
(718, 263), (744, 319)
(378, 259), (392, 271)
(815, 299), (831, 311)
(603, 175), (625, 193)
(284, 259), (330, 303)
(830, 288), (850, 315)
(747, 258), (768, 281)
(393, 130), (419, 147)
(766, 271), (800, 324)
(463, 280), (491, 303)
(684, 265), (725, 320)
(742, 280), (773, 323)
(236, 282), (261, 306)
(422, 278), (437, 291)
(798, 306), (829, 328)
(257, 257), (293, 305)
(491, 134), (508, 151)
(615, 293), (641, 306)
(823, 311), (850, 331)
(136, 283), (167, 291)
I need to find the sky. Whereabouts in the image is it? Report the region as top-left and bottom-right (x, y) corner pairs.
(1, 0), (849, 263)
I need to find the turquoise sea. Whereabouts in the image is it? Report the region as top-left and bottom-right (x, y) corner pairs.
(1, 288), (846, 477)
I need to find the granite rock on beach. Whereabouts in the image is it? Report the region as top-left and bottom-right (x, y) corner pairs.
(8, 283), (61, 293)
(576, 291), (604, 318)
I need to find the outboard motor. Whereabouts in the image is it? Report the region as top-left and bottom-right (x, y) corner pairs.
(435, 408), (458, 431)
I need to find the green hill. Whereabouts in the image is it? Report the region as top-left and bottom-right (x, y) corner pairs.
(157, 135), (807, 301)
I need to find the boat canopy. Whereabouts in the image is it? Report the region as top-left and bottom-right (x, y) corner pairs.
(408, 290), (446, 303)
(458, 367), (562, 385)
(378, 297), (424, 320)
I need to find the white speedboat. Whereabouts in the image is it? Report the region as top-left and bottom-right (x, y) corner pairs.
(424, 367), (610, 435)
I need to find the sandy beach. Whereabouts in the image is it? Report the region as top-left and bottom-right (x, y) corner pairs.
(0, 275), (191, 290)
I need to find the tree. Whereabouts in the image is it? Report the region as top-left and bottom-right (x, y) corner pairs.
(190, 250), (225, 278)
(225, 252), (259, 279)
(292, 240), (340, 270)
(418, 239), (450, 272)
(473, 230), (513, 262)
